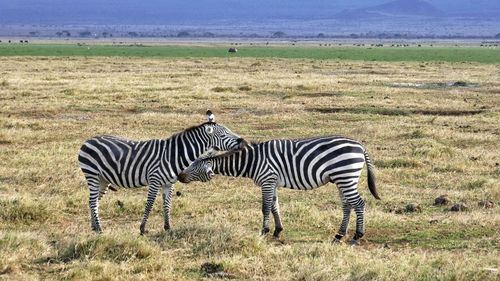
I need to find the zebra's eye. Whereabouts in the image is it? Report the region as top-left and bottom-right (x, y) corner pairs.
(205, 126), (214, 134)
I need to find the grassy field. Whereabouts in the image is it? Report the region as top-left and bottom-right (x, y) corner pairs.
(1, 43), (500, 63)
(0, 49), (499, 280)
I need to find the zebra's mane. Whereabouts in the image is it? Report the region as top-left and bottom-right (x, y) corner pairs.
(170, 121), (214, 138)
(199, 142), (257, 161)
(245, 135), (358, 144)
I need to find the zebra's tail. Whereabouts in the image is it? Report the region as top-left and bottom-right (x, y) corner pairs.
(364, 149), (380, 200)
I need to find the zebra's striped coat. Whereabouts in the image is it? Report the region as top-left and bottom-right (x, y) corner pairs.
(179, 136), (379, 244)
(79, 113), (245, 234)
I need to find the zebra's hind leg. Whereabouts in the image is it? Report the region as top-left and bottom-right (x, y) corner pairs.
(271, 193), (283, 239)
(98, 176), (114, 200)
(140, 181), (161, 235)
(332, 193), (352, 245)
(85, 174), (103, 233)
(332, 177), (364, 245)
(350, 199), (365, 246)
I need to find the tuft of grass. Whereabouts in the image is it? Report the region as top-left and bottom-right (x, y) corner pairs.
(1, 79), (8, 87)
(55, 235), (157, 263)
(376, 159), (421, 168)
(211, 86), (234, 93)
(157, 223), (264, 257)
(0, 198), (51, 224)
(238, 85), (252, 91)
(432, 165), (464, 173)
(461, 179), (489, 190)
(402, 129), (426, 139)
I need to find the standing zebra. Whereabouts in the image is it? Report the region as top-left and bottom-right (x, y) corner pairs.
(78, 111), (247, 234)
(178, 136), (380, 245)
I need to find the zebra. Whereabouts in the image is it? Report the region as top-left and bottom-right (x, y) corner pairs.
(78, 110), (247, 234)
(178, 136), (380, 245)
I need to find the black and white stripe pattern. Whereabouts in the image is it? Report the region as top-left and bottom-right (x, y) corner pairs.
(78, 111), (246, 234)
(179, 136), (380, 244)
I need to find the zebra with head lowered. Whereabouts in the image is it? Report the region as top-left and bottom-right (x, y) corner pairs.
(78, 111), (247, 234)
(179, 136), (380, 245)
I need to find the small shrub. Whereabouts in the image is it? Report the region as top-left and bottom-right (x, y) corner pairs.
(0, 80), (8, 87)
(450, 203), (468, 212)
(434, 195), (450, 206)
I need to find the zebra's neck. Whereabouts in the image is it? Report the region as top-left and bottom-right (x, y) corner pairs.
(213, 145), (256, 178)
(165, 128), (208, 175)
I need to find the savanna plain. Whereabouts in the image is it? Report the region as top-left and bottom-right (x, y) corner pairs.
(0, 45), (499, 280)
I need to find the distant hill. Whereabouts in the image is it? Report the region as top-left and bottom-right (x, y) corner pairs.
(337, 0), (445, 19)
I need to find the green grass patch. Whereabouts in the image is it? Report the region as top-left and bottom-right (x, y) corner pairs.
(1, 44), (500, 63)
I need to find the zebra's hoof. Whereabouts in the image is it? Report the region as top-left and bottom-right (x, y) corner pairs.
(91, 225), (102, 233)
(350, 239), (360, 246)
(139, 224), (148, 236)
(332, 238), (343, 245)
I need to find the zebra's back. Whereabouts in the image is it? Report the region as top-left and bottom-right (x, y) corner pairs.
(78, 135), (163, 188)
(263, 136), (366, 189)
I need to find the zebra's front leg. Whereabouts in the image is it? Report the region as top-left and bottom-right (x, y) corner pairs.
(162, 184), (173, 231)
(260, 184), (275, 237)
(271, 193), (283, 239)
(140, 182), (161, 235)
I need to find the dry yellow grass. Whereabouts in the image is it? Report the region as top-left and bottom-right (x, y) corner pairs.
(0, 55), (499, 280)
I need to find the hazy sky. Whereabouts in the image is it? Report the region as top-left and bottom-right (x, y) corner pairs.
(1, 0), (499, 24)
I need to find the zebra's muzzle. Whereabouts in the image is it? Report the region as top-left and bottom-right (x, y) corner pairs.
(238, 138), (249, 149)
(178, 172), (189, 183)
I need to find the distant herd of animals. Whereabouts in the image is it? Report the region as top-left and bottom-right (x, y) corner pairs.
(79, 110), (380, 245)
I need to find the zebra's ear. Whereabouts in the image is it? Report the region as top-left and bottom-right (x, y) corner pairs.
(206, 110), (215, 123)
